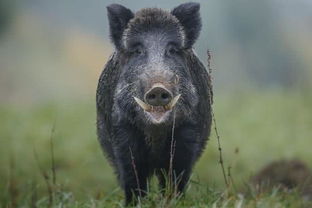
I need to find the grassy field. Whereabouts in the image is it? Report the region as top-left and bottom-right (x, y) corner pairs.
(1, 90), (311, 207)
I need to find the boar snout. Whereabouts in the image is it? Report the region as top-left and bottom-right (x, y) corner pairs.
(145, 84), (172, 106)
(133, 81), (181, 113)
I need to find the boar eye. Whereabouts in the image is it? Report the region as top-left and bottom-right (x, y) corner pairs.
(166, 44), (180, 56)
(129, 43), (144, 56)
(134, 48), (143, 55)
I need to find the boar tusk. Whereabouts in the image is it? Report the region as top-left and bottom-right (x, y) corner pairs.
(169, 94), (181, 108)
(165, 94), (181, 110)
(133, 97), (151, 111)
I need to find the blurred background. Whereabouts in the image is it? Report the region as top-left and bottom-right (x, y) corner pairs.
(1, 0), (312, 202)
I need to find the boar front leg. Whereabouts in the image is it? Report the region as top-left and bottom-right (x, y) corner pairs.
(159, 124), (201, 194)
(112, 124), (149, 205)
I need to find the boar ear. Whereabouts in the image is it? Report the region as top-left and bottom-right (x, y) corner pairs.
(107, 4), (134, 49)
(171, 2), (202, 48)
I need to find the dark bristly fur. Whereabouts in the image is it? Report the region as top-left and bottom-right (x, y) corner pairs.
(97, 2), (212, 205)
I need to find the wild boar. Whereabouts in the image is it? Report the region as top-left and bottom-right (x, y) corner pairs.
(96, 2), (213, 204)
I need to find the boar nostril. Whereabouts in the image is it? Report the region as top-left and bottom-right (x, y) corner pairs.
(145, 86), (173, 106)
(161, 93), (169, 99)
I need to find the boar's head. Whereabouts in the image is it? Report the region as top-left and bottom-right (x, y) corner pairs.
(107, 3), (202, 125)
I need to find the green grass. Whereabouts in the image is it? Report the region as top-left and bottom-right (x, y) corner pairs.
(1, 90), (311, 207)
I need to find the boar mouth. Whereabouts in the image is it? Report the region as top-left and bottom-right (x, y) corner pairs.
(133, 94), (181, 122)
